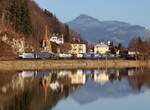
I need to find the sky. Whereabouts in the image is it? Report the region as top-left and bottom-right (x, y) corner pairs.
(35, 0), (150, 29)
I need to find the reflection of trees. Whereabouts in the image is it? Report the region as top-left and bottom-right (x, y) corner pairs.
(1, 72), (83, 110)
(3, 90), (34, 110)
(107, 68), (150, 91)
(1, 76), (63, 110)
(0, 73), (38, 110)
(128, 69), (150, 91)
(1, 69), (150, 110)
(0, 71), (16, 90)
(26, 76), (81, 110)
(37, 69), (150, 110)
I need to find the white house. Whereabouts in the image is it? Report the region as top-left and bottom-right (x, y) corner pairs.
(94, 42), (110, 54)
(50, 33), (64, 44)
(128, 51), (137, 55)
(69, 43), (86, 54)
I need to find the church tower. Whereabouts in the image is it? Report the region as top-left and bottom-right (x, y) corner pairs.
(42, 25), (52, 52)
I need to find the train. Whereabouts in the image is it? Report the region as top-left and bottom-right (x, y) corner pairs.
(18, 52), (136, 60)
(18, 52), (58, 59)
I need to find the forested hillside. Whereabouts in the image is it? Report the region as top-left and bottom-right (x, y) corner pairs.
(0, 0), (81, 59)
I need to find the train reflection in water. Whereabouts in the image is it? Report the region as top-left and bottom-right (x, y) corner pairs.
(16, 68), (148, 92)
(1, 68), (150, 110)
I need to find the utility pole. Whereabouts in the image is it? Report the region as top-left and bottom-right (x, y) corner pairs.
(105, 53), (108, 71)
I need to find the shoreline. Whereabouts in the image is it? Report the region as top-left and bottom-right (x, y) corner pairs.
(0, 59), (149, 70)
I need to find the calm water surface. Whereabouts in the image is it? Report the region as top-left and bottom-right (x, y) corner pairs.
(0, 68), (150, 110)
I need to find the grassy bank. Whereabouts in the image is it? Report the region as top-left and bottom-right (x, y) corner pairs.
(0, 59), (149, 70)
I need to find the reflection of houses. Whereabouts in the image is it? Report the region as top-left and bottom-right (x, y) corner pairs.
(128, 69), (135, 76)
(50, 81), (60, 91)
(69, 43), (86, 54)
(76, 70), (84, 74)
(69, 73), (86, 85)
(94, 70), (109, 85)
(57, 70), (72, 78)
(57, 70), (86, 85)
(50, 33), (64, 44)
(94, 42), (109, 54)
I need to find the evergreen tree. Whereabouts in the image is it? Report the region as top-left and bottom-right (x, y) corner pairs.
(19, 0), (32, 34)
(7, 0), (32, 34)
(118, 43), (122, 49)
(64, 24), (71, 42)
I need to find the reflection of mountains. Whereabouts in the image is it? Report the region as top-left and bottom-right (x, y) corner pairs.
(72, 69), (150, 105)
(1, 69), (150, 109)
(72, 79), (135, 105)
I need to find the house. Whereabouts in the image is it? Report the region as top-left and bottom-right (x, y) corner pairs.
(128, 51), (137, 55)
(94, 42), (109, 54)
(69, 43), (86, 54)
(50, 33), (64, 44)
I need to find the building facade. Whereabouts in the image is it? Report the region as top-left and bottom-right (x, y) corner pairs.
(94, 42), (109, 54)
(50, 33), (64, 44)
(69, 43), (86, 54)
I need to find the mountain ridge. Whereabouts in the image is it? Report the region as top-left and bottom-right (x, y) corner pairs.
(67, 14), (150, 46)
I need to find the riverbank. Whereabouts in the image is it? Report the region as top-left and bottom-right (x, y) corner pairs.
(0, 59), (149, 70)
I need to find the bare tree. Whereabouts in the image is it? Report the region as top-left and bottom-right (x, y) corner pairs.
(59, 43), (72, 53)
(129, 37), (149, 60)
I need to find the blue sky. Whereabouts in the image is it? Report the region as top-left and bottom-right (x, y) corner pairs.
(35, 0), (150, 29)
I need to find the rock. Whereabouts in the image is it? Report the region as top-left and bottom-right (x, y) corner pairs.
(1, 86), (7, 93)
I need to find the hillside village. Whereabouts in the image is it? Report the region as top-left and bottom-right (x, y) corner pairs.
(0, 0), (86, 59)
(23, 25), (135, 60)
(0, 0), (150, 60)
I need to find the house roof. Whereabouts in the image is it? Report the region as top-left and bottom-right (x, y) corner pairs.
(95, 43), (109, 47)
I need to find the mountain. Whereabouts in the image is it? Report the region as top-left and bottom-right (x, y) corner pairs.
(67, 14), (150, 46)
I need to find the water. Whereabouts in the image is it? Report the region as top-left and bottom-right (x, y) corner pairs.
(0, 68), (150, 110)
